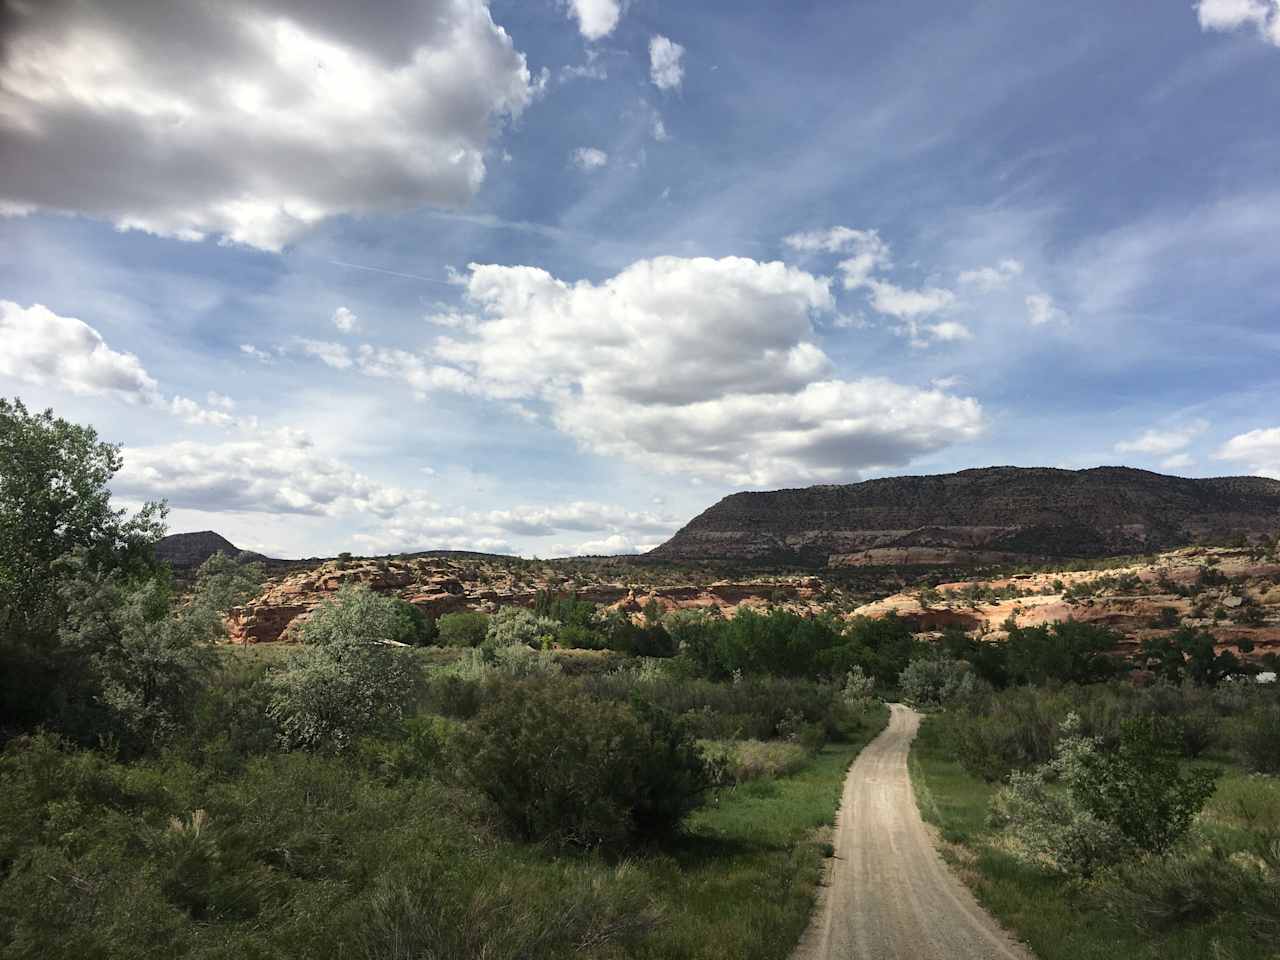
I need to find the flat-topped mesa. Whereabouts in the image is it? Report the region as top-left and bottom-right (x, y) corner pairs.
(647, 466), (1280, 565)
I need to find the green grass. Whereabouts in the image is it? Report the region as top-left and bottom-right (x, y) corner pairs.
(635, 702), (889, 959)
(909, 713), (1280, 960)
(698, 738), (811, 783)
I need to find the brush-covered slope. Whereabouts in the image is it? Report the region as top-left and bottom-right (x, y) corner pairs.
(648, 467), (1280, 565)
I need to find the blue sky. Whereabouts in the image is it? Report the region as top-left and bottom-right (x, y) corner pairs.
(2, 0), (1279, 558)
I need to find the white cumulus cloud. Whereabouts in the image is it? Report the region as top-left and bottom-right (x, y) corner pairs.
(784, 226), (893, 289)
(388, 255), (986, 485)
(0, 0), (538, 250)
(649, 35), (685, 91)
(1215, 426), (1280, 479)
(0, 300), (159, 400)
(563, 534), (662, 557)
(114, 434), (420, 518)
(564, 0), (622, 40)
(1196, 0), (1280, 45)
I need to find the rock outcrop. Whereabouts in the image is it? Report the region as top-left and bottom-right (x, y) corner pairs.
(648, 467), (1280, 565)
(852, 546), (1280, 660)
(224, 557), (834, 644)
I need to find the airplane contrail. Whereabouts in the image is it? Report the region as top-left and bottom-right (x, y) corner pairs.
(326, 258), (456, 285)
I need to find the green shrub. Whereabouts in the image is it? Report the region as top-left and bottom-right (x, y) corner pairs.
(488, 643), (563, 678)
(185, 660), (279, 768)
(298, 584), (428, 646)
(458, 679), (708, 848)
(598, 610), (675, 657)
(898, 657), (976, 708)
(698, 739), (810, 784)
(484, 605), (560, 649)
(356, 859), (660, 960)
(585, 672), (850, 742)
(1236, 704), (1280, 773)
(1096, 843), (1280, 938)
(358, 715), (461, 781)
(991, 713), (1219, 877)
(58, 558), (219, 753)
(775, 708), (827, 753)
(436, 610), (489, 647)
(422, 673), (485, 719)
(557, 622), (607, 649)
(266, 642), (421, 753)
(949, 687), (1062, 782)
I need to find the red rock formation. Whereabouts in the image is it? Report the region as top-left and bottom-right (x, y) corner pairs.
(223, 556), (836, 644)
(854, 547), (1280, 660)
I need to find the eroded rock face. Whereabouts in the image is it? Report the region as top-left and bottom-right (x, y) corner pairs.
(852, 547), (1280, 659)
(602, 578), (828, 620)
(224, 557), (833, 644)
(650, 467), (1280, 565)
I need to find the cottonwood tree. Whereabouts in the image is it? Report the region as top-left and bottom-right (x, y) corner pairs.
(0, 398), (166, 734)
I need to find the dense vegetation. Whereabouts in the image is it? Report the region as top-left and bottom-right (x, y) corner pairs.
(908, 660), (1280, 956)
(0, 399), (892, 958)
(5, 397), (1277, 957)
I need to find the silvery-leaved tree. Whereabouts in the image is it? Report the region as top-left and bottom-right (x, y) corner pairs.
(266, 585), (424, 752)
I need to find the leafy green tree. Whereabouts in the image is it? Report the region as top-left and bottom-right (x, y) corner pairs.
(485, 606), (560, 649)
(188, 553), (264, 616)
(267, 586), (423, 752)
(1004, 620), (1124, 686)
(1138, 627), (1253, 686)
(299, 584), (429, 646)
(532, 589), (597, 630)
(0, 398), (166, 733)
(58, 557), (218, 752)
(436, 610), (490, 647)
(939, 624), (1009, 688)
(819, 613), (918, 686)
(898, 657), (976, 708)
(1074, 715), (1220, 855)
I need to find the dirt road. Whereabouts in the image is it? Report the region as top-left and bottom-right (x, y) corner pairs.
(792, 703), (1033, 960)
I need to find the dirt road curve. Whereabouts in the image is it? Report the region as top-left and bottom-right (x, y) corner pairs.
(792, 704), (1034, 960)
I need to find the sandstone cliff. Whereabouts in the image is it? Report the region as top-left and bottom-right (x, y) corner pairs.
(648, 466), (1280, 565)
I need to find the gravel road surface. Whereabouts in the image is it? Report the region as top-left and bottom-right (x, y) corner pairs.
(792, 703), (1034, 960)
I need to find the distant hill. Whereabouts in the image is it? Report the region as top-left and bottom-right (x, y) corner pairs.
(154, 531), (268, 568)
(648, 467), (1280, 566)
